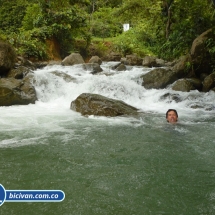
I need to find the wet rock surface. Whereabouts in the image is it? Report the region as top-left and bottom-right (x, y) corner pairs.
(70, 93), (138, 116)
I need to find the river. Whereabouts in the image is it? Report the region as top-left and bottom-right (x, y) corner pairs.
(0, 63), (215, 214)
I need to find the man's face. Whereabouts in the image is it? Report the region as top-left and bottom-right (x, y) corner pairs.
(166, 111), (178, 123)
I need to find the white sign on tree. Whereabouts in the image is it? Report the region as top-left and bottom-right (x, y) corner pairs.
(123, 24), (130, 32)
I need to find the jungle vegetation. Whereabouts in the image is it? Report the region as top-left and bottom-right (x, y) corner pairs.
(0, 0), (215, 60)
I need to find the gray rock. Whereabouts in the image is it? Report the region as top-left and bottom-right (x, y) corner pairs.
(141, 68), (179, 89)
(142, 56), (166, 68)
(88, 56), (102, 65)
(7, 66), (31, 79)
(116, 63), (126, 71)
(0, 76), (37, 106)
(0, 42), (16, 75)
(186, 78), (202, 91)
(70, 93), (138, 116)
(17, 57), (36, 70)
(159, 93), (182, 103)
(172, 79), (195, 92)
(62, 53), (85, 66)
(51, 71), (76, 82)
(202, 72), (215, 92)
(102, 52), (122, 61)
(125, 54), (142, 66)
(111, 63), (126, 71)
(142, 56), (156, 67)
(172, 54), (194, 78)
(82, 63), (103, 74)
(190, 28), (214, 75)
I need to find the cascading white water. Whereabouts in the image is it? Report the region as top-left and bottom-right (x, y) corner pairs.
(33, 62), (215, 120)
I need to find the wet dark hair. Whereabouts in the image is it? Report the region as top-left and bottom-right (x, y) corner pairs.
(166, 109), (178, 118)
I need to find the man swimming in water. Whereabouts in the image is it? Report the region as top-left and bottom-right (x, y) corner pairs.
(166, 109), (178, 123)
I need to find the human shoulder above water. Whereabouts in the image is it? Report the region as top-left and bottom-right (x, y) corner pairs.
(166, 109), (178, 124)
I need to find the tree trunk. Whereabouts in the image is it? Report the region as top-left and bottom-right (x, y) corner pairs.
(166, 6), (171, 39)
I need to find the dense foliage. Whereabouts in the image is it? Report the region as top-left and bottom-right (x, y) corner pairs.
(0, 0), (215, 60)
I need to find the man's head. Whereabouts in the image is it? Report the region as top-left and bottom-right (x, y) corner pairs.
(166, 109), (178, 123)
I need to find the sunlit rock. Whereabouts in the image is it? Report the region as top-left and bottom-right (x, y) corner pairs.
(70, 93), (138, 116)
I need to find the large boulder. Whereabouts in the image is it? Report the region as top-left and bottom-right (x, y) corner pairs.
(70, 93), (138, 116)
(190, 28), (215, 76)
(141, 68), (179, 89)
(0, 42), (16, 76)
(0, 75), (37, 106)
(61, 53), (85, 66)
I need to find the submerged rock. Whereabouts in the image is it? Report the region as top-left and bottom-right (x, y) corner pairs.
(116, 63), (126, 71)
(51, 71), (76, 82)
(159, 93), (182, 103)
(111, 63), (126, 71)
(70, 93), (138, 116)
(82, 63), (103, 74)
